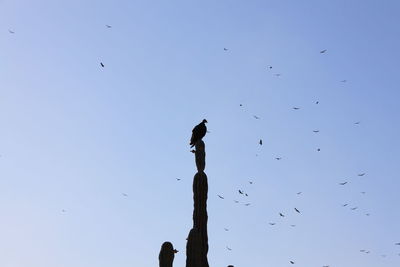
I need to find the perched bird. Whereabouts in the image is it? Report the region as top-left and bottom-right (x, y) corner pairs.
(259, 139), (263, 145)
(279, 213), (285, 217)
(320, 49), (327, 53)
(253, 115), (260, 119)
(190, 119), (207, 148)
(106, 24), (112, 28)
(100, 62), (105, 67)
(339, 182), (348, 185)
(294, 208), (300, 213)
(217, 195), (224, 199)
(159, 242), (178, 266)
(238, 190), (244, 195)
(358, 173), (366, 176)
(293, 107), (300, 110)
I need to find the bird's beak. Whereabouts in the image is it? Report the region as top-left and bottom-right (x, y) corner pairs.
(173, 249), (179, 253)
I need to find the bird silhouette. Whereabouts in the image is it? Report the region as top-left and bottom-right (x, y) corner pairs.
(226, 246), (232, 251)
(122, 193), (128, 197)
(320, 49), (327, 53)
(217, 195), (225, 199)
(342, 204), (348, 207)
(224, 48), (228, 51)
(358, 173), (366, 176)
(340, 79), (347, 83)
(8, 29), (15, 34)
(176, 178), (181, 181)
(339, 182), (348, 185)
(253, 115), (260, 119)
(290, 260), (295, 264)
(354, 121), (361, 124)
(238, 190), (244, 194)
(317, 148), (321, 151)
(275, 157), (282, 160)
(269, 222), (276, 226)
(294, 208), (300, 213)
(316, 101), (319, 104)
(297, 192), (302, 195)
(100, 62), (105, 67)
(395, 242), (400, 245)
(279, 213), (285, 217)
(313, 130), (320, 133)
(190, 119), (207, 148)
(244, 203), (251, 206)
(293, 107), (300, 110)
(351, 207), (358, 210)
(106, 24), (112, 28)
(259, 139), (263, 145)
(275, 73), (282, 77)
(224, 228), (229, 231)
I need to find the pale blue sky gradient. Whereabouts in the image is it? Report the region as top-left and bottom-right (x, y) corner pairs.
(1, 1), (400, 267)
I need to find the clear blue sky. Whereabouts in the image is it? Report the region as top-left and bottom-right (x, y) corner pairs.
(1, 0), (400, 266)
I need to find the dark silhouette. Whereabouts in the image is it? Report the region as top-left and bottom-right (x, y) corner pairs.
(186, 139), (209, 267)
(190, 120), (207, 148)
(100, 62), (105, 67)
(159, 241), (178, 267)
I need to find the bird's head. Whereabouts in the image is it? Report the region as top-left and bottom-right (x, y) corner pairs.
(202, 119), (208, 123)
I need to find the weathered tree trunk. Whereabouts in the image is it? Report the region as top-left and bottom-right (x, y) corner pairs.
(186, 140), (209, 267)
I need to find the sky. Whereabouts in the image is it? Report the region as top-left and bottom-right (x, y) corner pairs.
(1, 0), (400, 266)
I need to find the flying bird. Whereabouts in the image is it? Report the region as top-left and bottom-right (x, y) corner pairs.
(234, 200), (239, 203)
(100, 62), (105, 67)
(217, 195), (225, 199)
(354, 121), (361, 124)
(259, 139), (263, 145)
(320, 49), (327, 53)
(176, 178), (181, 181)
(292, 107), (300, 110)
(342, 204), (348, 207)
(253, 115), (260, 119)
(317, 148), (321, 151)
(245, 193), (249, 197)
(313, 130), (320, 133)
(122, 193), (128, 197)
(269, 222), (276, 226)
(267, 65), (273, 69)
(275, 157), (282, 160)
(297, 192), (302, 195)
(275, 73), (282, 77)
(358, 173), (366, 176)
(190, 119), (208, 148)
(244, 203), (251, 206)
(351, 207), (358, 210)
(279, 213), (285, 217)
(61, 209), (66, 213)
(106, 24), (112, 28)
(315, 101), (319, 104)
(249, 181), (253, 184)
(226, 246), (232, 251)
(339, 182), (348, 185)
(340, 80), (347, 83)
(238, 190), (244, 194)
(224, 228), (229, 231)
(224, 48), (228, 51)
(290, 261), (295, 264)
(294, 208), (300, 213)
(8, 29), (15, 34)
(290, 224), (296, 227)
(395, 243), (400, 245)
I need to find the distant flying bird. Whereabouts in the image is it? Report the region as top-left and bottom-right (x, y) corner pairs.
(297, 192), (302, 195)
(234, 200), (239, 203)
(365, 213), (370, 216)
(290, 261), (295, 264)
(190, 119), (208, 148)
(106, 24), (112, 28)
(253, 115), (260, 119)
(8, 29), (15, 34)
(317, 148), (321, 152)
(275, 157), (282, 160)
(226, 246), (232, 251)
(269, 222), (276, 226)
(267, 65), (273, 69)
(313, 130), (320, 133)
(224, 48), (228, 51)
(360, 250), (366, 252)
(292, 107), (300, 110)
(217, 195), (224, 199)
(275, 73), (282, 77)
(340, 79), (347, 83)
(342, 204), (348, 207)
(61, 209), (66, 213)
(290, 224), (296, 227)
(249, 181), (253, 184)
(358, 173), (366, 176)
(315, 101), (319, 104)
(244, 203), (251, 206)
(238, 190), (244, 195)
(294, 208), (300, 213)
(176, 178), (181, 181)
(100, 62), (105, 67)
(239, 104), (243, 107)
(361, 191), (366, 194)
(245, 193), (249, 197)
(354, 121), (361, 125)
(259, 139), (263, 145)
(122, 193), (128, 197)
(279, 213), (285, 217)
(320, 49), (327, 53)
(395, 243), (400, 245)
(339, 182), (348, 185)
(224, 228), (229, 231)
(351, 207), (358, 210)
